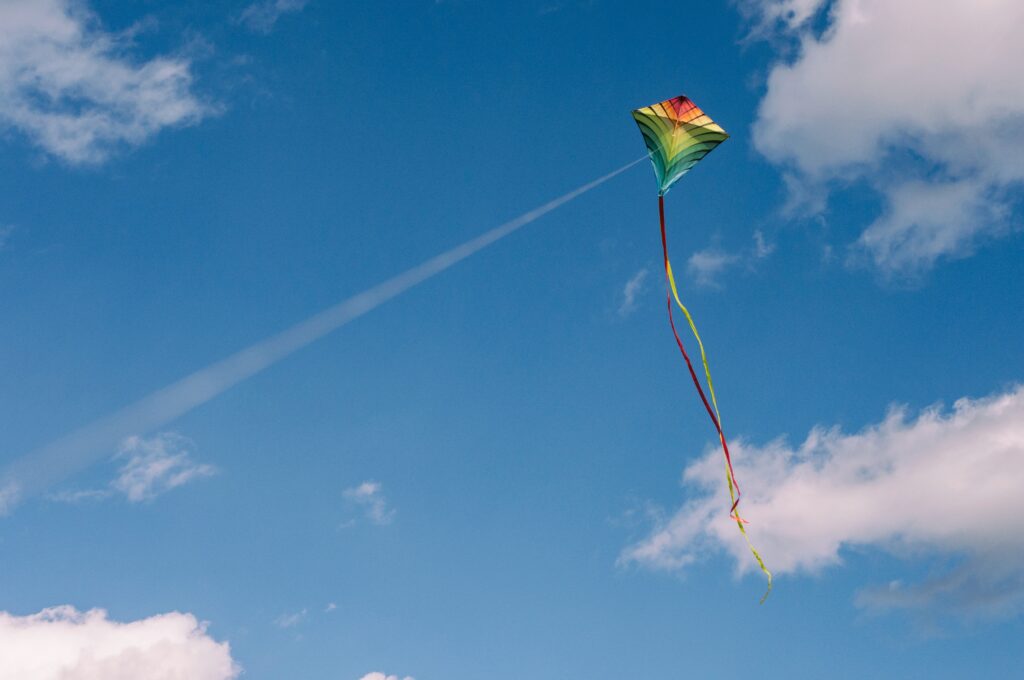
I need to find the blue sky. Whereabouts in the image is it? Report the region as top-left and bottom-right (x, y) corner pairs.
(1, 1), (1023, 678)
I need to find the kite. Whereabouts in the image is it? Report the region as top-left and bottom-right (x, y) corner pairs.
(632, 95), (772, 600)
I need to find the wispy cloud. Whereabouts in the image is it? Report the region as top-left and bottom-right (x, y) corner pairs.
(617, 268), (648, 316)
(683, 231), (776, 288)
(739, 0), (826, 34)
(0, 225), (13, 250)
(112, 433), (215, 502)
(50, 432), (215, 505)
(753, 230), (775, 259)
(621, 385), (1024, 620)
(47, 488), (112, 504)
(237, 0), (309, 33)
(748, 0), (1024, 277)
(853, 179), (1009, 275)
(343, 480), (395, 526)
(0, 0), (210, 164)
(686, 249), (740, 288)
(0, 606), (238, 679)
(0, 483), (18, 516)
(273, 609), (307, 629)
(359, 674), (415, 680)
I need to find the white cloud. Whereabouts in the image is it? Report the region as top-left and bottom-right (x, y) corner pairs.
(740, 0), (827, 32)
(686, 249), (740, 287)
(621, 385), (1024, 618)
(273, 609), (307, 629)
(677, 234), (774, 289)
(343, 480), (395, 526)
(617, 268), (648, 316)
(359, 674), (414, 680)
(48, 488), (113, 503)
(0, 0), (208, 164)
(0, 482), (20, 516)
(0, 225), (13, 250)
(750, 0), (1024, 275)
(112, 433), (216, 502)
(47, 432), (215, 505)
(854, 178), (1009, 274)
(0, 606), (239, 680)
(752, 229), (775, 258)
(238, 0), (309, 33)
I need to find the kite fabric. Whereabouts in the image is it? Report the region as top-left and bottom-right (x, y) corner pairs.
(632, 95), (773, 601)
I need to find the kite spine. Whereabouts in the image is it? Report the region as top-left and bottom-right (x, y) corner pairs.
(657, 195), (773, 602)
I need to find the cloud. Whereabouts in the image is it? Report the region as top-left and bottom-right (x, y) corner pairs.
(0, 225), (12, 250)
(617, 268), (648, 316)
(0, 483), (19, 515)
(740, 0), (827, 32)
(48, 488), (113, 503)
(237, 0), (309, 33)
(621, 385), (1024, 619)
(0, 606), (239, 680)
(750, 0), (1024, 276)
(112, 433), (216, 502)
(273, 609), (307, 629)
(343, 481), (395, 526)
(752, 230), (775, 258)
(359, 674), (414, 680)
(0, 0), (209, 164)
(47, 434), (215, 505)
(48, 432), (216, 505)
(854, 179), (1009, 274)
(686, 249), (740, 287)
(677, 233), (775, 289)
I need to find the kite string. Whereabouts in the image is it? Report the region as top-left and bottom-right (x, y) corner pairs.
(657, 194), (773, 602)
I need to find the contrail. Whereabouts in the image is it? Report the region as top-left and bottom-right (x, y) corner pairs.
(0, 156), (645, 512)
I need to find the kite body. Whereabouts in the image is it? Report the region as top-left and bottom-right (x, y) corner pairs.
(632, 95), (772, 600)
(632, 96), (729, 196)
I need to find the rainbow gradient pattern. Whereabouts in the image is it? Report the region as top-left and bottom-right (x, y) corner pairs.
(632, 95), (729, 195)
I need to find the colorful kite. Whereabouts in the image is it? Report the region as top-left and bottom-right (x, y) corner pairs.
(632, 95), (772, 600)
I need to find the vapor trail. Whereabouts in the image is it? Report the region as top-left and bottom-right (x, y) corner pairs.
(1, 157), (645, 512)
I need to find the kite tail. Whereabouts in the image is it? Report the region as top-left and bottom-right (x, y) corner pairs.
(657, 194), (773, 602)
